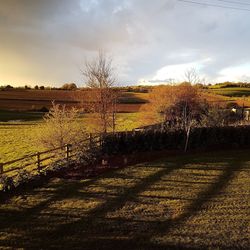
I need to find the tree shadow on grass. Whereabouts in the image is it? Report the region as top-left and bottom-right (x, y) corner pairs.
(147, 157), (248, 248)
(0, 151), (249, 249)
(0, 162), (178, 249)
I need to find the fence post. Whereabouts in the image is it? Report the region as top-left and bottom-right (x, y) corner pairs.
(36, 152), (41, 173)
(89, 133), (93, 150)
(65, 144), (70, 163)
(0, 163), (3, 175)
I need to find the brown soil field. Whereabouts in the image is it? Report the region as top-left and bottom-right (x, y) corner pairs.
(0, 90), (147, 112)
(1, 89), (245, 113)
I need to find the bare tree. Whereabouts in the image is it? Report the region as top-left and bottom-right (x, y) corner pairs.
(81, 52), (117, 133)
(184, 67), (202, 85)
(36, 102), (87, 149)
(184, 68), (200, 84)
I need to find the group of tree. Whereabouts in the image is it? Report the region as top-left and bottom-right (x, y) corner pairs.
(0, 85), (45, 90)
(35, 84), (78, 90)
(0, 84), (79, 91)
(37, 56), (247, 152)
(61, 83), (78, 90)
(37, 52), (118, 149)
(142, 81), (244, 151)
(0, 85), (14, 90)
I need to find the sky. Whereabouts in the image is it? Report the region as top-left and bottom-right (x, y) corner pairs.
(1, 0), (250, 87)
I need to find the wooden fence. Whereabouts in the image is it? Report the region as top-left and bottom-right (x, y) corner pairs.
(0, 134), (101, 178)
(2, 125), (250, 184)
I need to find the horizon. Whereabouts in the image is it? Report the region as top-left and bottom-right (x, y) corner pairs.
(2, 80), (250, 89)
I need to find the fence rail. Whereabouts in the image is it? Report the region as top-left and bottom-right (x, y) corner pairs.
(0, 134), (101, 178)
(2, 125), (250, 182)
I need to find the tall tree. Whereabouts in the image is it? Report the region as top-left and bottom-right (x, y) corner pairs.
(184, 67), (201, 85)
(82, 52), (117, 133)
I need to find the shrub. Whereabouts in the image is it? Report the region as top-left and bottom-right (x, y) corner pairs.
(36, 102), (87, 150)
(0, 175), (15, 192)
(102, 126), (250, 154)
(15, 170), (32, 187)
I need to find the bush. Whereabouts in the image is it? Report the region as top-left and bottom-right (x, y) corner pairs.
(36, 103), (87, 150)
(0, 175), (15, 192)
(102, 126), (250, 154)
(15, 170), (32, 187)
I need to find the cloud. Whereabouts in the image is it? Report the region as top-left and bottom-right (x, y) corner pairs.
(0, 0), (250, 86)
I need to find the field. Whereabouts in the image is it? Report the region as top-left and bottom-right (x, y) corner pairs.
(204, 86), (250, 107)
(2, 87), (250, 114)
(209, 87), (250, 97)
(0, 150), (249, 249)
(0, 110), (44, 122)
(0, 89), (148, 112)
(0, 87), (246, 164)
(0, 112), (143, 163)
(1, 86), (250, 164)
(0, 122), (39, 163)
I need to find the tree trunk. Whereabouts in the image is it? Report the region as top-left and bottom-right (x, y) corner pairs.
(184, 126), (191, 152)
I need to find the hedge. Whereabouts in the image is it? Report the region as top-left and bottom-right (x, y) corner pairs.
(101, 126), (250, 155)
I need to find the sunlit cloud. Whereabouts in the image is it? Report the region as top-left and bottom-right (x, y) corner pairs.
(0, 0), (250, 86)
(215, 63), (250, 83)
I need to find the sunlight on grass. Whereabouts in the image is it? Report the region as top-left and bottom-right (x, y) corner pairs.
(0, 122), (41, 162)
(0, 113), (143, 163)
(0, 150), (249, 249)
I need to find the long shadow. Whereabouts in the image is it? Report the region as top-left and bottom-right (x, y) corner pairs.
(0, 152), (249, 249)
(0, 161), (179, 249)
(139, 156), (249, 249)
(48, 163), (178, 237)
(153, 158), (246, 230)
(0, 176), (108, 231)
(48, 154), (248, 249)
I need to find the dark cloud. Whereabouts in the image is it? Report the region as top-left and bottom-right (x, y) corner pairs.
(0, 0), (250, 86)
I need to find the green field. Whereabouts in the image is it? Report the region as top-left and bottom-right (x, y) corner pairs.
(0, 150), (249, 249)
(0, 112), (143, 163)
(0, 122), (39, 163)
(209, 87), (250, 97)
(0, 110), (44, 122)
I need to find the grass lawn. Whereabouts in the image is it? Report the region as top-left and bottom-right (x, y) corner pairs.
(0, 150), (249, 249)
(0, 112), (143, 163)
(0, 122), (40, 163)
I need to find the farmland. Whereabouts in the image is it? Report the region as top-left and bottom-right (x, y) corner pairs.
(0, 89), (148, 112)
(1, 86), (250, 113)
(0, 112), (143, 163)
(1, 86), (250, 163)
(1, 85), (250, 164)
(208, 87), (250, 97)
(0, 149), (249, 249)
(206, 86), (250, 107)
(0, 89), (148, 163)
